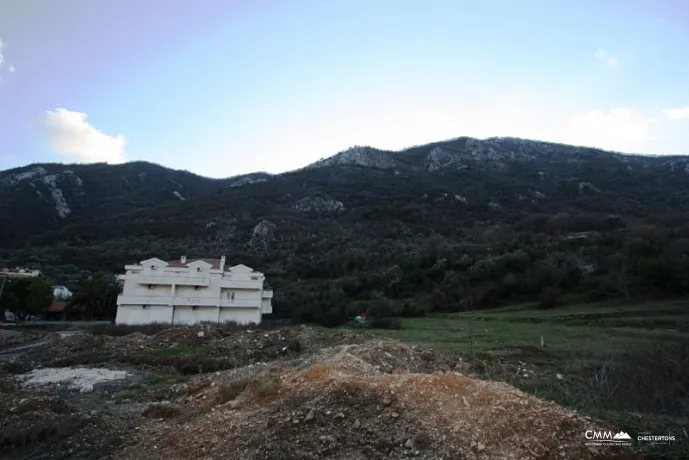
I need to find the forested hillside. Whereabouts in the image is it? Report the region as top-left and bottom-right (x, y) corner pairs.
(2, 136), (689, 325)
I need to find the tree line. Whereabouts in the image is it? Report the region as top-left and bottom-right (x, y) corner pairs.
(0, 272), (120, 322)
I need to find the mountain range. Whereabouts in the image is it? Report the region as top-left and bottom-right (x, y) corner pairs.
(2, 136), (689, 322)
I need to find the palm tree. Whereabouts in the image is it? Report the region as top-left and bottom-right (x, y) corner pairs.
(68, 272), (121, 320)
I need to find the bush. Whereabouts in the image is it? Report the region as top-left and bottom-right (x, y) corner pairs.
(367, 292), (393, 318)
(537, 286), (560, 309)
(142, 404), (182, 419)
(216, 378), (251, 404)
(370, 317), (402, 330)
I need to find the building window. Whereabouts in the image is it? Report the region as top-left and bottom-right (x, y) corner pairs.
(251, 276), (258, 280)
(151, 265), (157, 270)
(228, 292), (235, 300)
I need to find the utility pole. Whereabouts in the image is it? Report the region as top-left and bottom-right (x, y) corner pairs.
(0, 276), (6, 301)
(0, 276), (6, 322)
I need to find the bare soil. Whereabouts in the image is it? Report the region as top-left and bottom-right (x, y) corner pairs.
(0, 324), (645, 460)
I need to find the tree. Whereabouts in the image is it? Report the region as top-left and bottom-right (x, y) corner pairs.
(603, 254), (633, 300)
(538, 286), (560, 310)
(27, 278), (54, 318)
(367, 291), (393, 319)
(68, 272), (121, 320)
(0, 278), (53, 321)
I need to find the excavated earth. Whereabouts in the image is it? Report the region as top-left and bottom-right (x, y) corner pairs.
(0, 325), (644, 460)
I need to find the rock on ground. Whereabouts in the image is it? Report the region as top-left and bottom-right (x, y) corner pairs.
(18, 367), (129, 390)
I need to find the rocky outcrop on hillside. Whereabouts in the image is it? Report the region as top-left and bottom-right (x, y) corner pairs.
(227, 172), (272, 188)
(293, 196), (346, 214)
(248, 219), (277, 250)
(304, 146), (399, 170)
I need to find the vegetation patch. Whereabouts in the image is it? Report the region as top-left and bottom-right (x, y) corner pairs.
(142, 404), (182, 419)
(151, 346), (210, 357)
(362, 300), (689, 459)
(216, 377), (252, 404)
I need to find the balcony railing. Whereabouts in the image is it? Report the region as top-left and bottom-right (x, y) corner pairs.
(174, 297), (222, 306)
(219, 298), (262, 308)
(137, 276), (209, 287)
(117, 295), (262, 309)
(219, 279), (262, 289)
(117, 295), (173, 306)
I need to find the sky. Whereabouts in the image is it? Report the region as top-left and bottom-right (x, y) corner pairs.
(0, 0), (688, 178)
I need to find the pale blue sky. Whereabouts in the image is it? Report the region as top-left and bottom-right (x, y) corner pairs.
(0, 0), (687, 178)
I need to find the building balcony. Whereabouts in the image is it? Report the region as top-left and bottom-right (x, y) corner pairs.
(136, 276), (210, 287)
(173, 296), (222, 306)
(117, 295), (173, 306)
(220, 279), (263, 289)
(219, 298), (262, 308)
(262, 289), (274, 299)
(261, 301), (273, 314)
(117, 294), (261, 309)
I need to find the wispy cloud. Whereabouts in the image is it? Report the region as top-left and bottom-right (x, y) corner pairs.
(0, 36), (16, 75)
(595, 49), (618, 67)
(39, 108), (127, 164)
(663, 106), (689, 121)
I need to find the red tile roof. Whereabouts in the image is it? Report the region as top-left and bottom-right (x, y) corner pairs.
(48, 301), (67, 313)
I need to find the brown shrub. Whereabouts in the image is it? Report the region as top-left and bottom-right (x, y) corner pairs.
(142, 404), (182, 419)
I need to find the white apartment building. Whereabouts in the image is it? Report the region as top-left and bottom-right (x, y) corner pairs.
(0, 267), (43, 279)
(115, 256), (273, 326)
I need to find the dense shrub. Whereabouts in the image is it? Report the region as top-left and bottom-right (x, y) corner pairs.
(537, 286), (560, 310)
(370, 317), (402, 329)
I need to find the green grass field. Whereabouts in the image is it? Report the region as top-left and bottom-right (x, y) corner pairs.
(366, 299), (689, 356)
(361, 299), (689, 459)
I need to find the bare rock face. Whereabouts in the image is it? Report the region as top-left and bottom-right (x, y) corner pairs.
(41, 174), (76, 218)
(248, 220), (277, 250)
(227, 173), (271, 188)
(579, 181), (601, 194)
(0, 166), (49, 188)
(426, 147), (462, 172)
(304, 146), (398, 170)
(293, 197), (345, 214)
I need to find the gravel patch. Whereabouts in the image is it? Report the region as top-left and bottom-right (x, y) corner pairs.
(18, 367), (130, 393)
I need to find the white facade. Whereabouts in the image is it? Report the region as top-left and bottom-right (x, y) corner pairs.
(115, 256), (273, 326)
(53, 285), (73, 300)
(0, 268), (43, 279)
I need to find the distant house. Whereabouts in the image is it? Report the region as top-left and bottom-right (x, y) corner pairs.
(53, 285), (73, 300)
(44, 301), (68, 321)
(115, 256), (273, 326)
(564, 231), (599, 241)
(0, 267), (43, 279)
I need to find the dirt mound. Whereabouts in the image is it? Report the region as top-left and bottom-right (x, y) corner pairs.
(115, 345), (643, 460)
